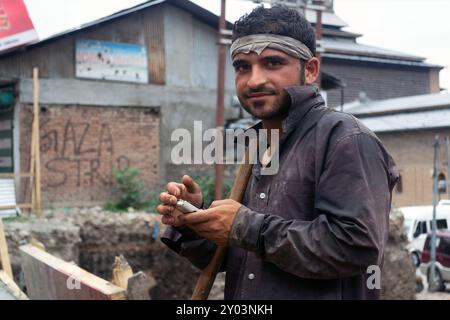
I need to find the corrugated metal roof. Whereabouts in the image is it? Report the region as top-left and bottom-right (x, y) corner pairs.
(0, 179), (17, 218)
(0, 0), (442, 73)
(322, 38), (424, 62)
(0, 0), (234, 58)
(322, 52), (441, 68)
(322, 28), (362, 39)
(344, 92), (450, 116)
(357, 108), (450, 133)
(305, 9), (347, 28)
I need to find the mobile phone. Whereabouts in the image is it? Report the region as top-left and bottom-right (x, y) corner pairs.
(176, 199), (200, 214)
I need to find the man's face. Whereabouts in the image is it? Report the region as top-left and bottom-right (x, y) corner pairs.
(233, 48), (303, 120)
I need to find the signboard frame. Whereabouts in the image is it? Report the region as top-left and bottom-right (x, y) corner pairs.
(75, 39), (149, 84)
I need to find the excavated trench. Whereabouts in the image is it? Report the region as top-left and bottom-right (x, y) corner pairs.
(3, 207), (415, 300)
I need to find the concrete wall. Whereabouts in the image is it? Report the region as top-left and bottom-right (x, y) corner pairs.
(160, 4), (237, 183)
(376, 129), (450, 207)
(164, 4), (235, 90)
(322, 58), (436, 108)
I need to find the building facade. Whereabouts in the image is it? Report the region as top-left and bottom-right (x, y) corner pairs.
(345, 93), (450, 207)
(312, 7), (442, 108)
(0, 0), (236, 206)
(0, 0), (444, 207)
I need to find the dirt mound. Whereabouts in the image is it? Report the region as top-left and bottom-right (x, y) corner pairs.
(3, 208), (200, 299)
(381, 210), (417, 299)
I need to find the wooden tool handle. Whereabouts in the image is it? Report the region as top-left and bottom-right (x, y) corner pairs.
(191, 155), (253, 300)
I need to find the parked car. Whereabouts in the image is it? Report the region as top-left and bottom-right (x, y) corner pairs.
(225, 117), (258, 131)
(419, 230), (450, 291)
(398, 200), (450, 267)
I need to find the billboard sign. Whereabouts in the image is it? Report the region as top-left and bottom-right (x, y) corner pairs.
(76, 39), (149, 84)
(0, 0), (38, 52)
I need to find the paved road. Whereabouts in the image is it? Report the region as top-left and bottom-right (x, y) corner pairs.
(416, 268), (450, 300)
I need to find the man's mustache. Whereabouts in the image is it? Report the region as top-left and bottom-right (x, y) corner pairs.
(244, 87), (277, 97)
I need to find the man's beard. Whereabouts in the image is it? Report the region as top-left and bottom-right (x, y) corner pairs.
(238, 67), (305, 120)
(238, 90), (291, 120)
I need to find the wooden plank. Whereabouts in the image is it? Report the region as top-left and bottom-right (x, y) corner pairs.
(29, 91), (36, 214)
(33, 68), (42, 216)
(0, 173), (33, 178)
(0, 219), (13, 279)
(0, 204), (32, 210)
(0, 270), (28, 300)
(19, 78), (165, 107)
(20, 245), (126, 300)
(31, 238), (46, 252)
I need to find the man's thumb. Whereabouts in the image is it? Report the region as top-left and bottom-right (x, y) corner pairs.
(182, 175), (200, 193)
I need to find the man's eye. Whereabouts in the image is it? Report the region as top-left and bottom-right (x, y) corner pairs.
(267, 60), (282, 67)
(235, 65), (249, 73)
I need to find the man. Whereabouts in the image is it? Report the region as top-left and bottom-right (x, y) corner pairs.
(158, 6), (398, 299)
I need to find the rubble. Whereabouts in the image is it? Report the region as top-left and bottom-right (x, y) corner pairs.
(4, 217), (81, 285)
(3, 208), (200, 299)
(3, 206), (419, 300)
(381, 210), (417, 299)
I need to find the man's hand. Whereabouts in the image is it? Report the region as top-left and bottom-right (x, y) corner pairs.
(178, 199), (242, 246)
(157, 175), (203, 227)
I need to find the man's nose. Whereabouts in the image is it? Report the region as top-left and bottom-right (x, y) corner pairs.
(246, 66), (267, 89)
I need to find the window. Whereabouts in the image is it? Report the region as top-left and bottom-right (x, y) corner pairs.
(436, 219), (448, 230)
(439, 237), (450, 256)
(413, 221), (427, 238)
(424, 236), (441, 251)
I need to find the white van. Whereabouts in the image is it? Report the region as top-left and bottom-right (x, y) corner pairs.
(398, 200), (450, 267)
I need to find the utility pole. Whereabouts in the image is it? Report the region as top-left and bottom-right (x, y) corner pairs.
(446, 137), (450, 200)
(310, 0), (326, 89)
(214, 0), (227, 200)
(430, 135), (440, 292)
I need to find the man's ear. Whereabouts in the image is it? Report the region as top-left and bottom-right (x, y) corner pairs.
(304, 57), (320, 85)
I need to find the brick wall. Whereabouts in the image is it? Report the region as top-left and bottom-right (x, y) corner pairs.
(322, 59), (433, 108)
(376, 129), (450, 207)
(19, 104), (160, 207)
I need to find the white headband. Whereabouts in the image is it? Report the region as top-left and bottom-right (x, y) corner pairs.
(230, 34), (314, 60)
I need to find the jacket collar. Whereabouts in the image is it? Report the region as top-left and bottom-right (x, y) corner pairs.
(281, 85), (325, 136)
(236, 84), (325, 145)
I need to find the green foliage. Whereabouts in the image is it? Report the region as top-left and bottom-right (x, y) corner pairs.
(106, 167), (147, 211)
(147, 190), (163, 213)
(193, 175), (233, 208)
(105, 168), (234, 213)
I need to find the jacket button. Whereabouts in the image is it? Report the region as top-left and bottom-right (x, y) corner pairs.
(259, 193), (266, 199)
(248, 273), (255, 280)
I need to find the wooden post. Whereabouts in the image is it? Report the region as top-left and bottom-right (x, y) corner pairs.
(32, 68), (42, 216)
(0, 270), (28, 300)
(111, 256), (133, 290)
(29, 112), (36, 213)
(20, 244), (126, 300)
(191, 150), (254, 300)
(0, 219), (13, 279)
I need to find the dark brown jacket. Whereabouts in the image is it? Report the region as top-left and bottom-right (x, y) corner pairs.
(161, 85), (399, 300)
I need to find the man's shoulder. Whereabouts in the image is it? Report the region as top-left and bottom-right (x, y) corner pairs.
(316, 108), (379, 143)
